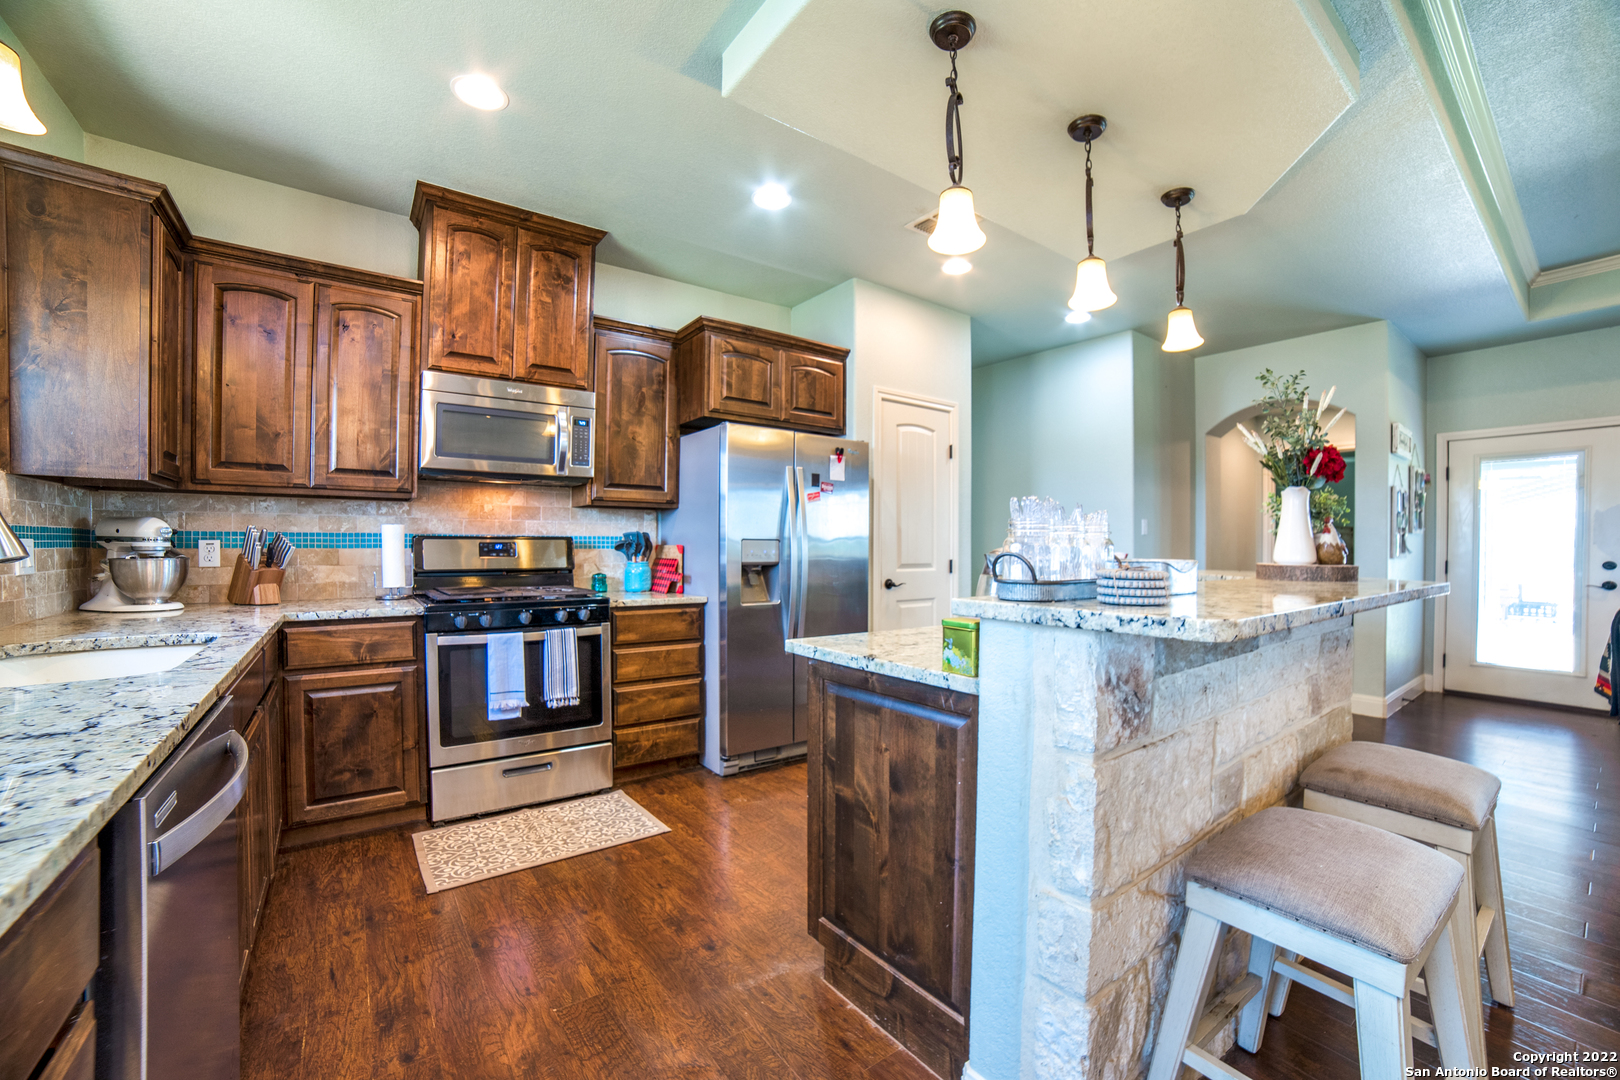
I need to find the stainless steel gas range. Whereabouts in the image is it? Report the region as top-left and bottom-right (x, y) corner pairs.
(415, 535), (612, 821)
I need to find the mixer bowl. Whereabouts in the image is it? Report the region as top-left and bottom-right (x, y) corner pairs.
(107, 555), (189, 604)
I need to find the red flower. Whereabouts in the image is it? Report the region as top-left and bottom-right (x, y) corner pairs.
(1307, 445), (1346, 484)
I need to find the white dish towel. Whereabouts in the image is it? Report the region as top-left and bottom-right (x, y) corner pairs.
(543, 627), (580, 708)
(486, 633), (528, 721)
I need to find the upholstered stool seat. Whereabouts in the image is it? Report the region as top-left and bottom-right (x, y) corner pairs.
(1148, 808), (1481, 1080)
(1301, 741), (1500, 830)
(1294, 740), (1514, 1035)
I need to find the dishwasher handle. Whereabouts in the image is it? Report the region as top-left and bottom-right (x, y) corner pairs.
(149, 707), (248, 877)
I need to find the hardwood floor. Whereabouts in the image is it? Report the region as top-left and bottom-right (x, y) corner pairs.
(1229, 692), (1620, 1077)
(241, 764), (936, 1080)
(245, 692), (1619, 1079)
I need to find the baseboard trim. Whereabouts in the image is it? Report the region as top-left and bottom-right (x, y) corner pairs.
(1351, 674), (1428, 718)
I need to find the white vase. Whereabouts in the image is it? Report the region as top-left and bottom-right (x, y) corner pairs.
(1273, 486), (1318, 565)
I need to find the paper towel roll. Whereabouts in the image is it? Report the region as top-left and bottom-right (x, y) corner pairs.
(380, 524), (407, 588)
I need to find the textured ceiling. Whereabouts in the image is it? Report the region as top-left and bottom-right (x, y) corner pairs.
(723, 0), (1354, 263)
(1459, 0), (1620, 271)
(0, 0), (1616, 366)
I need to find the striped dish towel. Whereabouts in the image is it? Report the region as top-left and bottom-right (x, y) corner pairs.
(543, 628), (581, 709)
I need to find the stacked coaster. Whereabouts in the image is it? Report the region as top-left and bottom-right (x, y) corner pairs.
(1096, 564), (1170, 606)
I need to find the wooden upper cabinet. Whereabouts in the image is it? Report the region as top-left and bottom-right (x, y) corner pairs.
(192, 259), (314, 489)
(515, 230), (594, 389)
(0, 144), (192, 487)
(412, 183), (605, 388)
(422, 207), (514, 378)
(674, 317), (848, 435)
(574, 319), (678, 509)
(312, 285), (417, 493)
(149, 216), (186, 484)
(782, 349), (846, 432)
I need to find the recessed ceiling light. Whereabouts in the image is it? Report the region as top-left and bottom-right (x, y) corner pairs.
(451, 74), (508, 111)
(752, 183), (792, 210)
(1065, 308), (1092, 324)
(941, 256), (972, 275)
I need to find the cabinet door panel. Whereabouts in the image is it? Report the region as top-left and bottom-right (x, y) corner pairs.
(514, 232), (592, 388)
(5, 167), (149, 480)
(149, 216), (185, 483)
(193, 262), (314, 488)
(425, 210), (514, 378)
(312, 285), (416, 492)
(284, 665), (422, 824)
(578, 324), (676, 507)
(783, 350), (845, 433)
(708, 336), (781, 420)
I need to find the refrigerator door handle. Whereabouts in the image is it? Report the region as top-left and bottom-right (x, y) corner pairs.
(782, 465), (799, 640)
(794, 465), (810, 638)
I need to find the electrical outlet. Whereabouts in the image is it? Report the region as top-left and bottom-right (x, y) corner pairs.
(199, 539), (221, 568)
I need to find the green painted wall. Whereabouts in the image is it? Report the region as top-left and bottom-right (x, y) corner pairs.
(0, 13), (83, 161)
(1423, 322), (1620, 673)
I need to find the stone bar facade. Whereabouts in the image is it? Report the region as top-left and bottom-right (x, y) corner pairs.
(965, 615), (1354, 1080)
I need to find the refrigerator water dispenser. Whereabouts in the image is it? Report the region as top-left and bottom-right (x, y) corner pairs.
(739, 539), (781, 604)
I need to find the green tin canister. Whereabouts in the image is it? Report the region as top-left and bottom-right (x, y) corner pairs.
(941, 616), (980, 678)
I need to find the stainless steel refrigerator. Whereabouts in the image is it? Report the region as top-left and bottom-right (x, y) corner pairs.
(662, 423), (869, 775)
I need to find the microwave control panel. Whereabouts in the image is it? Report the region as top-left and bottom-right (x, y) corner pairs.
(570, 416), (592, 467)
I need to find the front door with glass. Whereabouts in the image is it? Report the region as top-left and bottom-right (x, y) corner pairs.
(1444, 424), (1620, 709)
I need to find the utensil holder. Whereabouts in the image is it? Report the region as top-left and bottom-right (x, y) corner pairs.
(227, 555), (285, 605)
(623, 560), (651, 593)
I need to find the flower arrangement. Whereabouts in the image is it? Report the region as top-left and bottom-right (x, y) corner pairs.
(1234, 370), (1353, 531)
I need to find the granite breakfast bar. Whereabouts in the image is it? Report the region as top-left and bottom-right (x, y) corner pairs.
(952, 576), (1447, 1080)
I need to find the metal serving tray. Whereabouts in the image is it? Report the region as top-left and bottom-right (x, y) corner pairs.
(985, 552), (1098, 602)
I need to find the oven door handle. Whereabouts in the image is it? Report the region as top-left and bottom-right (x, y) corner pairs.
(429, 625), (605, 647)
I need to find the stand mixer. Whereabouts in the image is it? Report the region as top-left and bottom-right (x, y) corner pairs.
(80, 516), (189, 612)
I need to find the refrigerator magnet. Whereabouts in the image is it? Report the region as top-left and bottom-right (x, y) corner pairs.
(830, 453), (845, 481)
(821, 481), (834, 493)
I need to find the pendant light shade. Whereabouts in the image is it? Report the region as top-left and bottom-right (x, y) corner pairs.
(0, 43), (45, 136)
(0, 509), (28, 563)
(925, 13), (983, 258)
(1162, 306), (1204, 352)
(1066, 115), (1115, 312)
(1160, 187), (1203, 352)
(930, 185), (986, 255)
(1068, 255), (1117, 311)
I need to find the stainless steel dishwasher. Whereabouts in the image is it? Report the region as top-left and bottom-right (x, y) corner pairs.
(98, 694), (246, 1080)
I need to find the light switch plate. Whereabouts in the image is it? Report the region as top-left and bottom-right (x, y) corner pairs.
(199, 539), (221, 568)
(15, 538), (33, 574)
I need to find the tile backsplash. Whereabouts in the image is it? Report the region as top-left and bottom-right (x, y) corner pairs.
(0, 470), (658, 625)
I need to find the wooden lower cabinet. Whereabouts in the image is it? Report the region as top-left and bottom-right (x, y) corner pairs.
(610, 605), (705, 780)
(806, 661), (977, 1080)
(238, 678), (282, 976)
(0, 846), (99, 1080)
(284, 665), (422, 824)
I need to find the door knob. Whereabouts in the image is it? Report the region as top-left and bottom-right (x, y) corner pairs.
(1603, 581), (1617, 591)
(1605, 560), (1618, 571)
(883, 578), (904, 590)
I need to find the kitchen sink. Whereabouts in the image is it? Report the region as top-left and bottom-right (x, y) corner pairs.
(0, 642), (211, 688)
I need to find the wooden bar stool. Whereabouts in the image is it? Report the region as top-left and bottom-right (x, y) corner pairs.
(1148, 807), (1480, 1080)
(1288, 741), (1510, 1053)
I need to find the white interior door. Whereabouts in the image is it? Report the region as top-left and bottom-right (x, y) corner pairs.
(1444, 423), (1620, 708)
(874, 391), (957, 631)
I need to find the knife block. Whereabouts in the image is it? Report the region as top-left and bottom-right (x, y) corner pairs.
(227, 555), (285, 605)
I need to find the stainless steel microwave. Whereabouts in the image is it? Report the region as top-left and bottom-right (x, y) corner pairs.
(419, 371), (595, 483)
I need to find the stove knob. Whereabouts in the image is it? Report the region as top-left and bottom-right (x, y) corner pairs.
(478, 613), (493, 629)
(553, 609), (569, 624)
(518, 610), (534, 626)
(576, 607), (593, 622)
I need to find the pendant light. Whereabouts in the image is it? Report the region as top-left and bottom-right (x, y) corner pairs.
(925, 11), (985, 257)
(1066, 115), (1116, 312)
(0, 42), (45, 136)
(1160, 187), (1204, 352)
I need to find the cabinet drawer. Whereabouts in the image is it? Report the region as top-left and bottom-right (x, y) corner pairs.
(613, 641), (701, 684)
(612, 606), (702, 646)
(37, 1000), (95, 1080)
(283, 619), (418, 670)
(0, 847), (98, 1080)
(614, 677), (703, 726)
(615, 717), (701, 768)
(226, 647), (268, 728)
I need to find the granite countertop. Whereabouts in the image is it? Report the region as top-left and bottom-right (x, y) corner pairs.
(0, 597), (425, 939)
(606, 591), (707, 608)
(785, 627), (979, 695)
(952, 577), (1448, 643)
